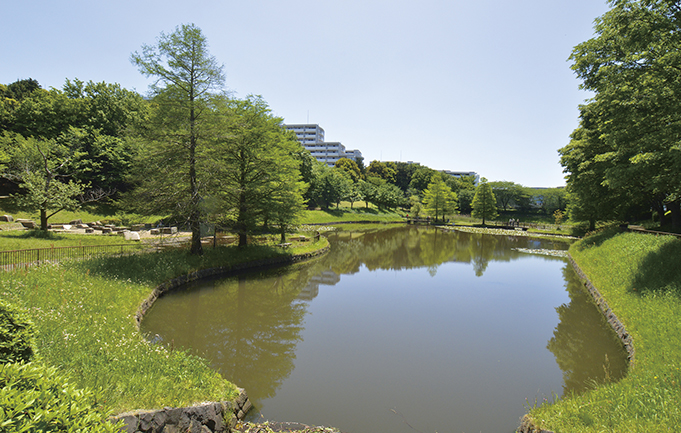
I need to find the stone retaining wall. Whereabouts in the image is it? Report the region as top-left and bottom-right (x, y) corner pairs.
(516, 254), (635, 433)
(112, 388), (252, 433)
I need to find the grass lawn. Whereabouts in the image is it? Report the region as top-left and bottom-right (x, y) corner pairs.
(301, 205), (405, 224)
(0, 230), (143, 251)
(527, 227), (681, 432)
(0, 236), (329, 414)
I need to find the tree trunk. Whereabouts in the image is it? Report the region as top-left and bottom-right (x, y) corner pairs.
(188, 97), (203, 256)
(40, 208), (48, 231)
(652, 201), (666, 227)
(668, 200), (681, 230)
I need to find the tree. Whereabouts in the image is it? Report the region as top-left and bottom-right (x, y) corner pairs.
(269, 178), (307, 243)
(131, 23), (225, 255)
(409, 167), (438, 193)
(408, 195), (423, 218)
(308, 164), (351, 210)
(422, 175), (458, 222)
(567, 0), (681, 229)
(560, 125), (624, 230)
(5, 78), (40, 101)
(208, 96), (305, 247)
(471, 178), (498, 225)
(334, 157), (362, 183)
(489, 181), (529, 211)
(457, 189), (475, 214)
(366, 160), (396, 184)
(373, 182), (405, 210)
(3, 133), (87, 230)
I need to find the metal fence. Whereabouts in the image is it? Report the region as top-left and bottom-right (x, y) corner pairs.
(0, 244), (142, 271)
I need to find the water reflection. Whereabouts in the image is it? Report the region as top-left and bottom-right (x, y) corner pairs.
(547, 266), (628, 395)
(141, 226), (625, 432)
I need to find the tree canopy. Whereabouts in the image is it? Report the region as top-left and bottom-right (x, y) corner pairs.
(562, 0), (681, 229)
(131, 23), (225, 254)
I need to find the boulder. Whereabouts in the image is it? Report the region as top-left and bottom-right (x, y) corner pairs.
(121, 231), (141, 241)
(16, 219), (37, 229)
(69, 219), (83, 225)
(0, 215), (13, 222)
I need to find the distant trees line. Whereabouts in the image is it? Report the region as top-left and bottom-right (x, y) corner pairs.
(0, 24), (568, 254)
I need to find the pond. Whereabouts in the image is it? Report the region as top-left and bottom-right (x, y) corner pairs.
(141, 226), (628, 433)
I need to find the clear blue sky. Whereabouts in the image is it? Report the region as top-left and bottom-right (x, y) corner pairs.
(1, 0), (610, 187)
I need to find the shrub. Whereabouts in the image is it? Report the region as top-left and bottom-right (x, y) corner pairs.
(0, 299), (35, 363)
(0, 362), (122, 432)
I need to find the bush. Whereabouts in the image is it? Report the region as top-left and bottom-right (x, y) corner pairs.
(0, 300), (35, 363)
(0, 362), (122, 432)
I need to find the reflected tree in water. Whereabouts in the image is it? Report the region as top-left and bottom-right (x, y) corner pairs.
(546, 265), (628, 395)
(144, 264), (325, 406)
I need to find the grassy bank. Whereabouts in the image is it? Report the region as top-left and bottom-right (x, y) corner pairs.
(527, 228), (681, 432)
(0, 237), (329, 414)
(301, 207), (404, 224)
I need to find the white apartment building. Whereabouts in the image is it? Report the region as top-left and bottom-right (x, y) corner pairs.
(443, 170), (480, 185)
(285, 124), (363, 167)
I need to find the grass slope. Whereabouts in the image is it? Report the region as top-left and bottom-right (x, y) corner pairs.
(528, 228), (681, 432)
(301, 207), (404, 224)
(0, 238), (328, 414)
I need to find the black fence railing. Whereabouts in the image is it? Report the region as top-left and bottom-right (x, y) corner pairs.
(0, 244), (142, 271)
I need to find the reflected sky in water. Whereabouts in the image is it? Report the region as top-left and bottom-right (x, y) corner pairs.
(142, 226), (627, 433)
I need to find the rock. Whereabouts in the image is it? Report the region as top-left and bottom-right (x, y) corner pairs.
(16, 219), (37, 229)
(161, 227), (178, 234)
(0, 215), (13, 222)
(123, 231), (141, 241)
(69, 219), (83, 225)
(150, 228), (161, 235)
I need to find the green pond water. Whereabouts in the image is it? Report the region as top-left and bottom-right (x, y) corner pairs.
(141, 225), (628, 433)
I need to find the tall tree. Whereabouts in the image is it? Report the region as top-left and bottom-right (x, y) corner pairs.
(567, 0), (681, 229)
(471, 178), (498, 225)
(208, 96), (305, 247)
(422, 175), (458, 222)
(131, 23), (225, 255)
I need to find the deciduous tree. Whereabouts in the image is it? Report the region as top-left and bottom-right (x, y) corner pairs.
(208, 96), (305, 247)
(566, 0), (681, 229)
(131, 23), (225, 255)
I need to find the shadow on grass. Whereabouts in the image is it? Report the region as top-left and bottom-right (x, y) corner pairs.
(632, 239), (681, 298)
(80, 244), (290, 287)
(571, 226), (622, 251)
(0, 230), (66, 241)
(320, 207), (382, 216)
